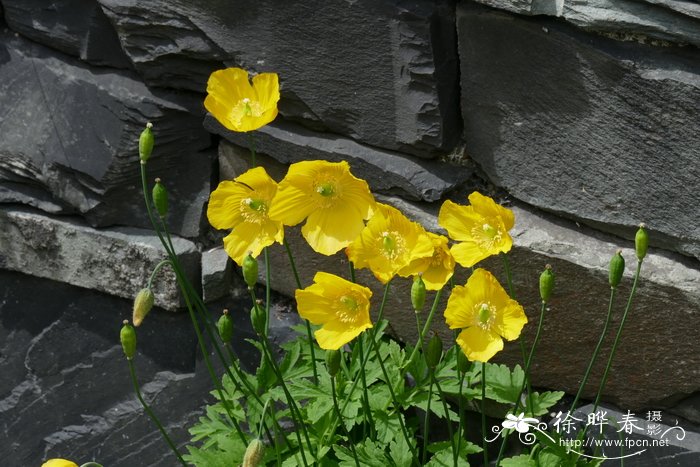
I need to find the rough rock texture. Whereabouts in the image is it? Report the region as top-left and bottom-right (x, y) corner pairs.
(457, 4), (700, 260)
(97, 0), (461, 156)
(243, 193), (700, 410)
(211, 120), (472, 203)
(201, 247), (231, 303)
(0, 207), (200, 311)
(0, 28), (212, 237)
(473, 0), (700, 48)
(1, 0), (132, 68)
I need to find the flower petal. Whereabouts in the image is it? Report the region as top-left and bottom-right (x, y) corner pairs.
(468, 191), (515, 231)
(438, 199), (481, 241)
(456, 327), (504, 362)
(302, 205), (367, 256)
(493, 299), (528, 341)
(251, 73), (280, 113)
(314, 318), (372, 350)
(450, 240), (491, 268)
(207, 180), (249, 230)
(295, 287), (337, 324)
(444, 284), (479, 330)
(222, 221), (282, 265)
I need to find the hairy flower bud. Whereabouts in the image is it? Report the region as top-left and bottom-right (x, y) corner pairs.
(132, 288), (154, 327)
(217, 309), (233, 343)
(609, 250), (625, 288)
(539, 265), (555, 303)
(242, 254), (258, 289)
(120, 320), (137, 359)
(411, 275), (426, 313)
(139, 122), (154, 162)
(635, 223), (648, 261)
(425, 333), (443, 370)
(325, 349), (342, 378)
(242, 438), (265, 467)
(251, 303), (267, 335)
(152, 178), (168, 217)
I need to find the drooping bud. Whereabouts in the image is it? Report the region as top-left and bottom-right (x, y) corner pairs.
(539, 265), (555, 303)
(242, 438), (265, 467)
(132, 288), (155, 327)
(217, 309), (233, 343)
(251, 302), (267, 335)
(139, 122), (154, 162)
(152, 178), (168, 217)
(325, 349), (341, 378)
(242, 254), (258, 289)
(635, 223), (648, 261)
(425, 333), (443, 370)
(120, 320), (137, 359)
(609, 250), (625, 288)
(411, 275), (426, 313)
(457, 351), (471, 374)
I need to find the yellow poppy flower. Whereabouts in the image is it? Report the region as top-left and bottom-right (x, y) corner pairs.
(268, 160), (375, 255)
(207, 167), (284, 265)
(404, 232), (455, 290)
(438, 191), (515, 268)
(444, 268), (527, 362)
(204, 67), (280, 132)
(42, 460), (78, 467)
(295, 272), (373, 350)
(346, 203), (434, 284)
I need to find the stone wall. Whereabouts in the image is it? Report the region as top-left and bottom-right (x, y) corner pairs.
(1, 1), (699, 462)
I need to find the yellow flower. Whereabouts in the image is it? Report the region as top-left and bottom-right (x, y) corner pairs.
(207, 167), (284, 265)
(269, 160), (375, 255)
(444, 268), (527, 362)
(404, 232), (455, 290)
(295, 272), (373, 350)
(42, 460), (78, 467)
(204, 67), (280, 132)
(346, 203), (434, 284)
(438, 191), (515, 268)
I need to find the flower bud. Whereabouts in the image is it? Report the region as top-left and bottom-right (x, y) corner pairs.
(242, 438), (265, 467)
(325, 349), (342, 378)
(411, 275), (426, 313)
(120, 320), (136, 359)
(609, 250), (625, 288)
(152, 178), (168, 217)
(132, 288), (154, 327)
(635, 223), (648, 261)
(425, 333), (443, 370)
(139, 122), (154, 162)
(539, 265), (555, 303)
(242, 254), (258, 289)
(217, 309), (233, 343)
(457, 351), (471, 374)
(251, 303), (267, 335)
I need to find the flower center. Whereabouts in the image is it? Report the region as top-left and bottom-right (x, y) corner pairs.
(242, 98), (253, 116)
(476, 303), (495, 330)
(472, 221), (503, 249)
(241, 197), (268, 223)
(316, 183), (335, 197)
(337, 294), (360, 323)
(380, 231), (406, 260)
(482, 223), (498, 238)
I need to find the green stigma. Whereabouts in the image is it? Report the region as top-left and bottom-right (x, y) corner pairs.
(478, 303), (491, 325)
(482, 223), (498, 239)
(316, 183), (335, 197)
(340, 295), (358, 311)
(242, 98), (253, 116)
(382, 234), (396, 254)
(246, 198), (266, 212)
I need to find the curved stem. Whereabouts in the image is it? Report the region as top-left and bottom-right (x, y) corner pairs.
(405, 288), (443, 372)
(127, 359), (187, 466)
(569, 287), (617, 414)
(147, 259), (172, 289)
(331, 377), (361, 467)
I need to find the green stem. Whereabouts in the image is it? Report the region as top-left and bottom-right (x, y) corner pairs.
(405, 288), (444, 372)
(422, 377), (434, 466)
(264, 248), (271, 337)
(283, 240), (319, 384)
(569, 286), (617, 414)
(495, 300), (547, 465)
(356, 337), (375, 435)
(147, 259), (172, 289)
(127, 359), (187, 466)
(433, 376), (456, 465)
(456, 358), (467, 463)
(331, 376), (361, 467)
(482, 361), (488, 467)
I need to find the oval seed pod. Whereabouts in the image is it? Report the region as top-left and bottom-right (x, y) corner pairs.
(539, 265), (555, 303)
(120, 320), (137, 360)
(250, 303), (267, 335)
(425, 333), (443, 370)
(152, 179), (168, 217)
(325, 349), (342, 378)
(217, 309), (233, 343)
(457, 351), (471, 374)
(411, 275), (426, 312)
(139, 122), (154, 162)
(635, 223), (648, 261)
(609, 250), (625, 288)
(242, 438), (265, 467)
(242, 254), (258, 289)
(132, 288), (155, 327)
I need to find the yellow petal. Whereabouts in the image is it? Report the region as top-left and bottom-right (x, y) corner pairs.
(269, 181), (316, 226)
(208, 67), (254, 102)
(450, 240), (491, 268)
(302, 205), (369, 256)
(438, 199), (481, 241)
(444, 284), (479, 330)
(295, 287), (337, 324)
(456, 327), (504, 362)
(494, 300), (528, 341)
(314, 318), (372, 350)
(42, 460), (79, 467)
(222, 220), (282, 266)
(468, 268), (511, 311)
(252, 73), (280, 113)
(207, 180), (248, 230)
(468, 191), (515, 231)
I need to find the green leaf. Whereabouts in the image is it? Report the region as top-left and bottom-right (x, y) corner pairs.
(500, 454), (537, 467)
(526, 391), (565, 416)
(537, 450), (563, 467)
(484, 363), (525, 404)
(374, 410), (403, 445)
(335, 440), (387, 467)
(425, 448), (470, 467)
(406, 390), (460, 422)
(389, 434), (414, 467)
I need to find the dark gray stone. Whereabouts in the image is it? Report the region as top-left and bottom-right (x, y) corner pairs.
(97, 0), (460, 155)
(210, 119), (473, 203)
(457, 4), (700, 260)
(201, 247), (232, 303)
(473, 0), (700, 48)
(0, 29), (213, 237)
(1, 0), (132, 68)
